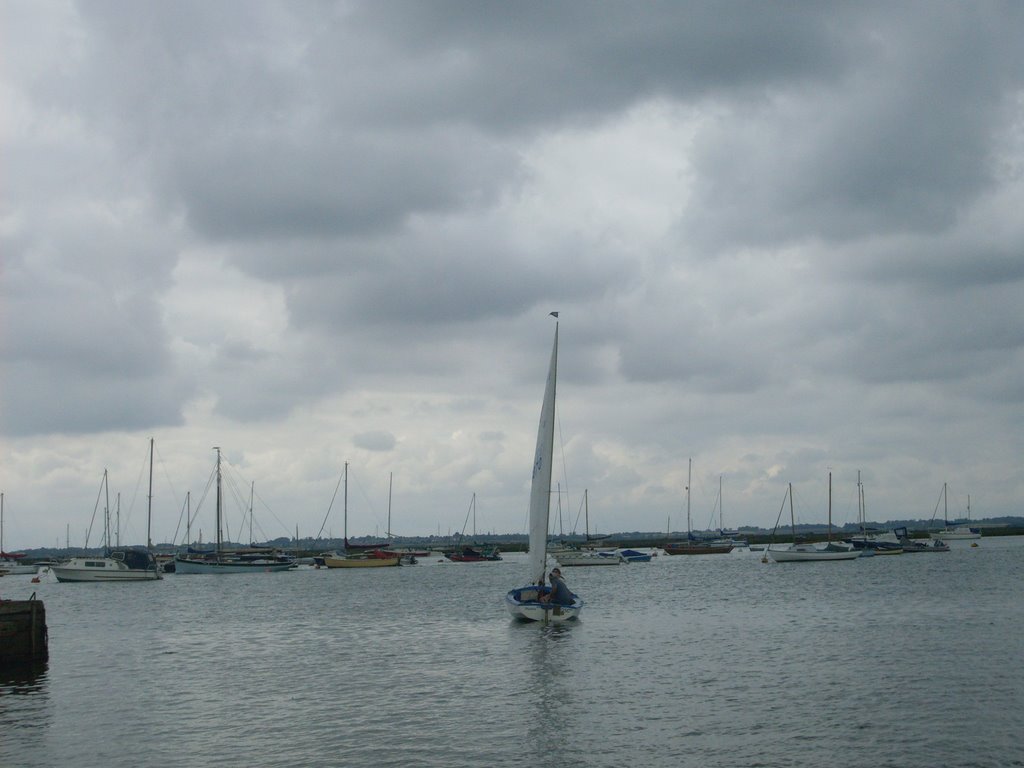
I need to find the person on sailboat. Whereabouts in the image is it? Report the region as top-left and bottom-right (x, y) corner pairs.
(541, 568), (573, 606)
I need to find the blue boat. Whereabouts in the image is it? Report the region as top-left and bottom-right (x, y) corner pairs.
(617, 549), (652, 563)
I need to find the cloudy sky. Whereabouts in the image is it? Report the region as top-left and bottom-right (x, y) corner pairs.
(2, 1), (1023, 550)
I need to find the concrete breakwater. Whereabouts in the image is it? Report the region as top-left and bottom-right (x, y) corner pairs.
(0, 595), (48, 662)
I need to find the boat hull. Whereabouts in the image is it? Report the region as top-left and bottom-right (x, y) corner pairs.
(52, 565), (162, 582)
(505, 586), (582, 622)
(929, 530), (981, 540)
(663, 544), (734, 555)
(900, 541), (950, 553)
(554, 553), (621, 566)
(174, 556), (294, 574)
(322, 555), (400, 568)
(0, 562), (39, 575)
(768, 547), (860, 562)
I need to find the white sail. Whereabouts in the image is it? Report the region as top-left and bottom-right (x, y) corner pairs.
(526, 323), (558, 586)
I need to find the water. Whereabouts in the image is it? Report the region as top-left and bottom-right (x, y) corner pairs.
(3, 538), (1024, 767)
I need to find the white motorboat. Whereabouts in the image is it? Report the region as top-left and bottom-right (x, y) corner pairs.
(52, 547), (162, 582)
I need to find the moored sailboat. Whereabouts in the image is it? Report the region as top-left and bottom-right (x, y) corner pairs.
(322, 463), (400, 568)
(845, 471), (901, 555)
(554, 490), (622, 566)
(767, 474), (860, 563)
(663, 460), (734, 555)
(506, 315), (583, 621)
(445, 493), (502, 562)
(174, 448), (294, 574)
(929, 483), (981, 540)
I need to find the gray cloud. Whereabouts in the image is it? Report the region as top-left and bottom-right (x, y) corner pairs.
(2, 1), (1023, 546)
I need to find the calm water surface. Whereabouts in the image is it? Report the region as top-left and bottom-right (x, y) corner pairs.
(3, 538), (1023, 767)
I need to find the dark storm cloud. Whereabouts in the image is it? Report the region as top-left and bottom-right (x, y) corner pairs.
(59, 1), (862, 244)
(682, 4), (1024, 251)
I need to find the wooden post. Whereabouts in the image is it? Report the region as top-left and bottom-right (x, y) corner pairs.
(0, 596), (49, 662)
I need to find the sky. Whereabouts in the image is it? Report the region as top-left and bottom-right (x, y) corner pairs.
(2, 1), (1023, 550)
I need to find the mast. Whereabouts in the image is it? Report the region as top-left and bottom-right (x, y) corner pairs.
(827, 469), (832, 543)
(248, 481), (254, 546)
(584, 489), (589, 539)
(1, 492), (4, 555)
(719, 475), (723, 532)
(857, 470), (864, 535)
(387, 472), (393, 541)
(943, 482), (949, 527)
(861, 475), (867, 530)
(214, 447), (223, 556)
(557, 483), (562, 536)
(147, 437), (154, 550)
(103, 469), (111, 552)
(116, 493), (121, 547)
(788, 483), (796, 539)
(343, 461), (348, 550)
(686, 458), (692, 540)
(185, 491), (191, 549)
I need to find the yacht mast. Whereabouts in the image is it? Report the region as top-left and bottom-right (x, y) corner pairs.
(147, 437), (154, 551)
(103, 469), (111, 552)
(214, 447), (223, 556)
(686, 458), (692, 539)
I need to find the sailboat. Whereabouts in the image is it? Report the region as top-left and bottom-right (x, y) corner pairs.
(845, 471), (901, 555)
(174, 447), (295, 574)
(506, 316), (583, 621)
(0, 493), (38, 575)
(768, 474), (860, 562)
(929, 483), (981, 540)
(52, 456), (163, 582)
(445, 493), (502, 562)
(663, 459), (734, 555)
(372, 473), (422, 563)
(554, 490), (622, 566)
(322, 463), (400, 568)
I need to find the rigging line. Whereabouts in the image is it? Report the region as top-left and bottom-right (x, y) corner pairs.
(179, 464), (216, 546)
(216, 459), (291, 541)
(169, 493), (190, 547)
(125, 443), (150, 534)
(314, 472), (344, 541)
(768, 485), (789, 540)
(570, 492), (586, 535)
(248, 484), (293, 537)
(84, 472), (106, 549)
(555, 412), (574, 534)
(933, 484), (946, 520)
(458, 493), (475, 538)
(348, 470), (386, 535)
(153, 442), (184, 538)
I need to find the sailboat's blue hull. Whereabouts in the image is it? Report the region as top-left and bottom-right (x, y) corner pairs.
(505, 585), (583, 622)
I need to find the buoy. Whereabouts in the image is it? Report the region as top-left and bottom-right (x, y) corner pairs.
(971, 542), (979, 548)
(31, 576), (40, 584)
